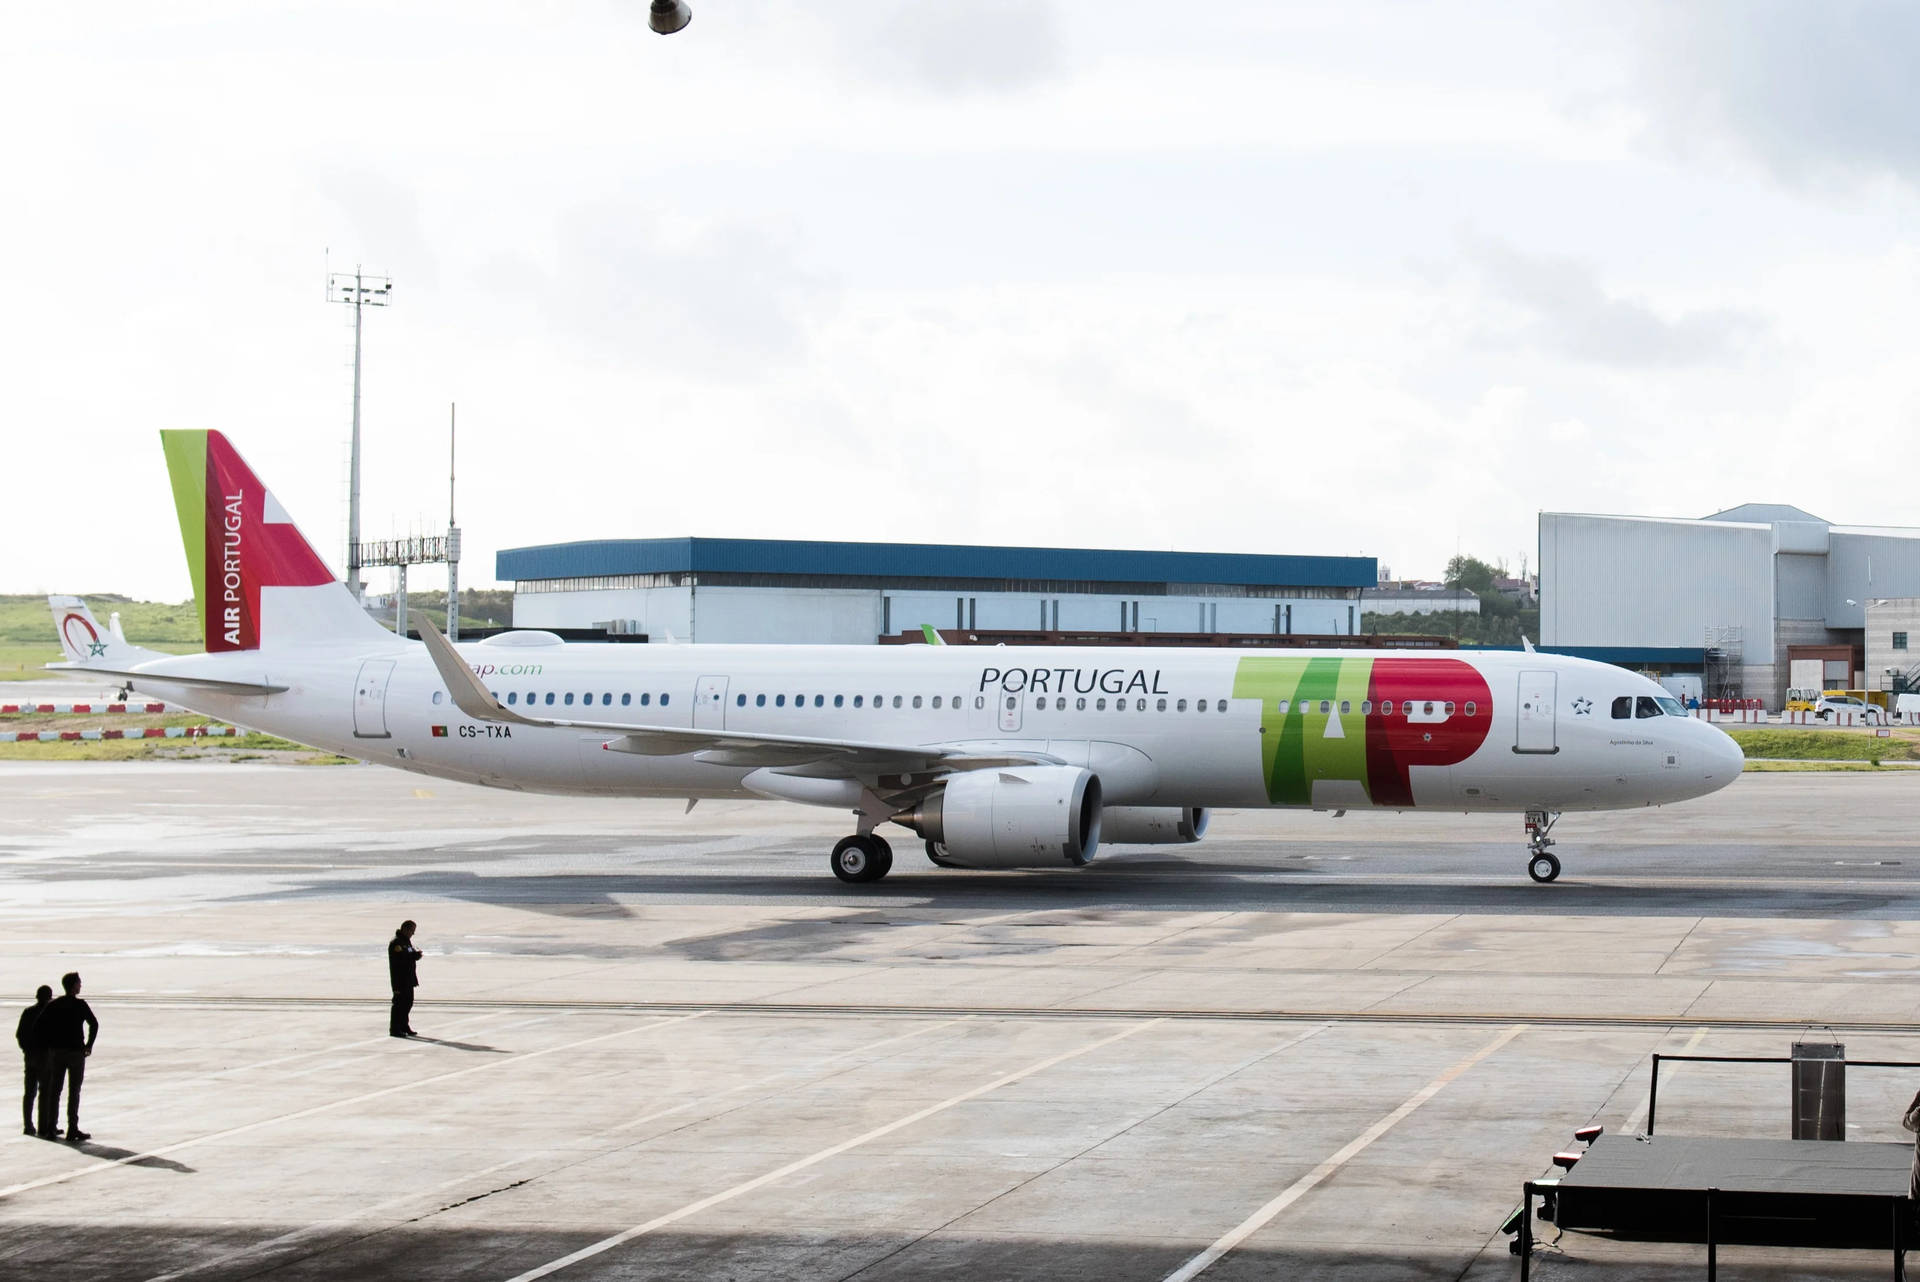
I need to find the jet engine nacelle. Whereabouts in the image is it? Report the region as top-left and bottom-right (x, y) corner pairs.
(898, 766), (1102, 869)
(1100, 806), (1209, 844)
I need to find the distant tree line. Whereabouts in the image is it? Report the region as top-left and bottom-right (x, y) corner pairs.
(1363, 555), (1540, 648)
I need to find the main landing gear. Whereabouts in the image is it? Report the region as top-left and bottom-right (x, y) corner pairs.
(1525, 809), (1562, 883)
(830, 834), (893, 884)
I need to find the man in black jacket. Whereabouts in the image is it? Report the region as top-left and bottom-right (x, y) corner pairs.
(388, 920), (421, 1038)
(16, 984), (51, 1136)
(37, 972), (96, 1142)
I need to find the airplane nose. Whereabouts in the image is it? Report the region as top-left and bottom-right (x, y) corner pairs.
(1703, 725), (1745, 787)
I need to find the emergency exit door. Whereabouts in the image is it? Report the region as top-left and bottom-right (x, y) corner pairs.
(695, 676), (729, 730)
(353, 658), (395, 739)
(1514, 670), (1558, 754)
(998, 691), (1023, 732)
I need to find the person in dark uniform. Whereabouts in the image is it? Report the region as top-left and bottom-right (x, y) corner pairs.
(16, 984), (51, 1136)
(1903, 1088), (1920, 1200)
(37, 972), (96, 1142)
(388, 920), (421, 1038)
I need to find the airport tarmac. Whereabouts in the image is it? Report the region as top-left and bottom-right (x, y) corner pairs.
(5, 761), (1920, 1280)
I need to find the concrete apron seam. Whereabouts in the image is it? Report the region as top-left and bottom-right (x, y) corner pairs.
(502, 1018), (1168, 1282)
(1621, 1025), (1708, 1135)
(132, 1018), (974, 1282)
(1159, 1023), (1528, 1282)
(0, 1012), (710, 1201)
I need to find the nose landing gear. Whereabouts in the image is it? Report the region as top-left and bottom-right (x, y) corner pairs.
(1525, 810), (1562, 883)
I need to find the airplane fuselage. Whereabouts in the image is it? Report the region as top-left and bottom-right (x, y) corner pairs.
(134, 638), (1742, 815)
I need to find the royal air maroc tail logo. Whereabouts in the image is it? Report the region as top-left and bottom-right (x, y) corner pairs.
(1233, 655), (1494, 808)
(60, 612), (107, 659)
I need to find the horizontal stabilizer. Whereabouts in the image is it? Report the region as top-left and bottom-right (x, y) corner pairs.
(43, 662), (288, 695)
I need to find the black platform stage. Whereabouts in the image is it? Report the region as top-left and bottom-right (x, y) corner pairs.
(1521, 1136), (1914, 1279)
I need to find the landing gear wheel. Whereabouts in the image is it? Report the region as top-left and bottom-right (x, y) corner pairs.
(925, 840), (957, 868)
(1528, 852), (1562, 884)
(831, 835), (892, 884)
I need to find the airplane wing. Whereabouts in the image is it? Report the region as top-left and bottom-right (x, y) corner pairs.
(415, 619), (1056, 778)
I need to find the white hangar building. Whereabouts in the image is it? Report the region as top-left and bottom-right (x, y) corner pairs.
(1541, 504), (1920, 706)
(497, 538), (1378, 646)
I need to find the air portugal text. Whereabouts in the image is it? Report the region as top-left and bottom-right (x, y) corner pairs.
(980, 666), (1167, 695)
(220, 490), (244, 646)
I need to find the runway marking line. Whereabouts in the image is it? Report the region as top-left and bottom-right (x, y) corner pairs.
(502, 1018), (1165, 1282)
(0, 1012), (708, 1201)
(1159, 1022), (1527, 1282)
(1622, 1025), (1708, 1135)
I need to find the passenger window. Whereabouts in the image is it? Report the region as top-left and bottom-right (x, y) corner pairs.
(1464, 701), (1476, 716)
(1382, 700), (1393, 716)
(1217, 700), (1226, 712)
(621, 693), (631, 706)
(776, 695), (786, 707)
(544, 692), (555, 706)
(564, 693), (574, 706)
(1611, 696), (1631, 719)
(1077, 697), (1087, 710)
(432, 690), (443, 705)
(1339, 700), (1350, 715)
(641, 693), (652, 706)
(1277, 699), (1290, 714)
(756, 694), (766, 707)
(974, 696), (985, 710)
(931, 696), (941, 709)
(1360, 700), (1371, 715)
(1034, 697), (1046, 710)
(1319, 700), (1331, 714)
(526, 691), (535, 705)
(1005, 695), (1016, 710)
(506, 692), (517, 705)
(1636, 696), (1661, 718)
(913, 696), (923, 709)
(1443, 702), (1454, 716)
(660, 694), (669, 707)
(953, 696), (962, 709)
(1156, 698), (1167, 712)
(735, 694), (746, 707)
(1136, 698), (1147, 711)
(892, 695), (903, 708)
(1177, 699), (1188, 712)
(835, 694), (845, 707)
(1096, 698), (1107, 711)
(1423, 701), (1434, 715)
(853, 695), (863, 708)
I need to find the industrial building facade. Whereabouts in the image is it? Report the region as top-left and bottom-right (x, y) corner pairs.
(498, 538), (1376, 646)
(1541, 504), (1920, 706)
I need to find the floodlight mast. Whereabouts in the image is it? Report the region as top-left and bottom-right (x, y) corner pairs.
(327, 266), (392, 603)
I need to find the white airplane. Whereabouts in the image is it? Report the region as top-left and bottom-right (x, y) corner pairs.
(47, 431), (1744, 885)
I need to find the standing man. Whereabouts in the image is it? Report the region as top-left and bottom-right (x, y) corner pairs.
(1903, 1088), (1920, 1200)
(388, 920), (421, 1038)
(36, 972), (96, 1143)
(16, 984), (50, 1136)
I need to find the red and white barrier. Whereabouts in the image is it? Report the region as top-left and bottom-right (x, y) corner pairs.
(0, 725), (237, 743)
(0, 703), (168, 715)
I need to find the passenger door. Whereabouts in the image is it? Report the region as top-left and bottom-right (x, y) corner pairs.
(353, 658), (395, 739)
(1514, 670), (1558, 754)
(694, 675), (729, 731)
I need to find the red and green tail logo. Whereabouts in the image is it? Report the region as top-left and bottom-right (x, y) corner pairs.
(160, 431), (334, 652)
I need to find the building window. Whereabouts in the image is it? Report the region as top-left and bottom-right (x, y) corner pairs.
(1896, 632), (1910, 651)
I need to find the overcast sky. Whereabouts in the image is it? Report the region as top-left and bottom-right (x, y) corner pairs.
(8, 2), (1920, 602)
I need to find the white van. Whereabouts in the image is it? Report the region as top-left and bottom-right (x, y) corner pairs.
(1894, 693), (1920, 724)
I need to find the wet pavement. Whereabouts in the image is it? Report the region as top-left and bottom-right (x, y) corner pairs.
(3, 762), (1920, 1280)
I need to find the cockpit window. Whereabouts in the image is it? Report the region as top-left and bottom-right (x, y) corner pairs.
(1656, 696), (1685, 716)
(1635, 695), (1662, 718)
(1611, 696), (1632, 720)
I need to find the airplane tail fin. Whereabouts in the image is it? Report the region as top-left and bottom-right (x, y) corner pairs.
(159, 430), (397, 652)
(47, 596), (168, 667)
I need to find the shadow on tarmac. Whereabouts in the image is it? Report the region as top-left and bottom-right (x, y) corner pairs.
(237, 859), (1916, 921)
(406, 1035), (507, 1054)
(0, 1222), (1878, 1281)
(65, 1139), (195, 1174)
